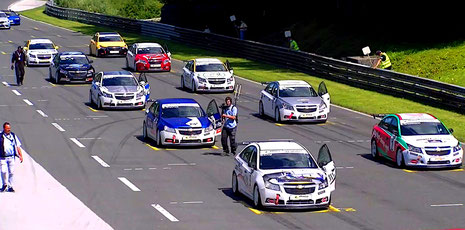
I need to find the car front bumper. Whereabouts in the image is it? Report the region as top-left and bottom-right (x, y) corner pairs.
(0, 21), (11, 28)
(98, 47), (127, 56)
(100, 95), (146, 109)
(403, 149), (463, 168)
(137, 61), (171, 72)
(260, 186), (332, 208)
(59, 71), (93, 83)
(159, 130), (216, 146)
(9, 18), (20, 25)
(28, 56), (53, 65)
(279, 108), (328, 122)
(196, 80), (235, 92)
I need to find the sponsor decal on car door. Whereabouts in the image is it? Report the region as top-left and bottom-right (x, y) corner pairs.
(317, 144), (336, 192)
(206, 99), (222, 136)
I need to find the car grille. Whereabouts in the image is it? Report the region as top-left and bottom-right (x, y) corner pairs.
(284, 187), (315, 195)
(149, 59), (162, 64)
(180, 139), (201, 143)
(424, 147), (450, 156)
(108, 47), (121, 51)
(208, 78), (226, 84)
(38, 54), (51, 59)
(286, 200), (314, 205)
(427, 160), (450, 165)
(296, 105), (317, 113)
(68, 71), (87, 78)
(178, 129), (202, 135)
(114, 94), (134, 100)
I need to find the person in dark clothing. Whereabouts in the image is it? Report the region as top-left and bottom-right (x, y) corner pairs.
(11, 46), (26, 86)
(221, 97), (238, 156)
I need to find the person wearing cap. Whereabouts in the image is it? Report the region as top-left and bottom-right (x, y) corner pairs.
(373, 50), (392, 70)
(11, 46), (26, 86)
(221, 97), (238, 156)
(0, 122), (23, 193)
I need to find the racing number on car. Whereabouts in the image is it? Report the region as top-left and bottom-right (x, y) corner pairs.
(389, 135), (395, 152)
(327, 170), (336, 184)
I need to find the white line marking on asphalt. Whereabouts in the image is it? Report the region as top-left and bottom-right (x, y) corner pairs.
(183, 201), (204, 204)
(167, 163), (196, 166)
(23, 99), (33, 105)
(91, 156), (110, 167)
(123, 168), (132, 171)
(149, 168), (157, 170)
(430, 203), (463, 207)
(36, 110), (48, 117)
(2, 81), (9, 86)
(86, 115), (108, 118)
(152, 204), (179, 222)
(170, 202), (178, 204)
(345, 167), (354, 169)
(118, 177), (141, 192)
(70, 138), (85, 148)
(37, 100), (48, 102)
(51, 123), (65, 132)
(347, 140), (355, 143)
(163, 167), (171, 170)
(12, 89), (21, 95)
(135, 168), (143, 171)
(77, 137), (102, 140)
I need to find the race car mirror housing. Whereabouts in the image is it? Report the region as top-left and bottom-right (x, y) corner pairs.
(449, 128), (454, 134)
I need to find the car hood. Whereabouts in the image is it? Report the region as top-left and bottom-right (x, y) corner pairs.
(60, 63), (91, 71)
(261, 168), (325, 184)
(28, 49), (57, 54)
(137, 54), (168, 60)
(161, 116), (210, 129)
(103, 85), (139, 93)
(196, 71), (231, 79)
(0, 17), (8, 21)
(280, 97), (321, 106)
(402, 135), (459, 148)
(99, 41), (126, 47)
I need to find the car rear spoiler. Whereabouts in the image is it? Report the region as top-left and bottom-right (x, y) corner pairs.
(240, 139), (294, 145)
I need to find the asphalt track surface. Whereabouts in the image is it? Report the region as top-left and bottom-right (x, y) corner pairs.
(1, 5), (465, 230)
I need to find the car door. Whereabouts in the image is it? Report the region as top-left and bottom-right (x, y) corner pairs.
(147, 101), (160, 138)
(317, 144), (336, 192)
(246, 147), (258, 195)
(261, 82), (275, 116)
(50, 54), (59, 80)
(91, 73), (102, 100)
(387, 116), (400, 160)
(318, 81), (331, 111)
(236, 146), (254, 197)
(138, 73), (150, 100)
(376, 116), (393, 158)
(206, 99), (222, 136)
(225, 59), (234, 75)
(127, 44), (136, 69)
(271, 84), (279, 111)
(182, 61), (193, 88)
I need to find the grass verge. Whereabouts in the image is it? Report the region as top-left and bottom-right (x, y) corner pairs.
(21, 6), (465, 141)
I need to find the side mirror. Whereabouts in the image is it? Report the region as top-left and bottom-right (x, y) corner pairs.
(167, 52), (171, 58)
(145, 108), (149, 114)
(229, 70), (234, 75)
(95, 82), (100, 86)
(449, 128), (454, 134)
(139, 81), (146, 86)
(392, 130), (399, 136)
(55, 46), (59, 49)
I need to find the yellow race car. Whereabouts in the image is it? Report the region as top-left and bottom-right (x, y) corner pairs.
(89, 32), (128, 57)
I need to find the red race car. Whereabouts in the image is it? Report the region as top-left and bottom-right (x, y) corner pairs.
(126, 43), (171, 72)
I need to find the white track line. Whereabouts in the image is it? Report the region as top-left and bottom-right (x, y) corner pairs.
(51, 123), (65, 132)
(167, 163), (196, 166)
(2, 81), (9, 86)
(430, 203), (463, 207)
(183, 201), (203, 204)
(12, 89), (21, 95)
(151, 204), (179, 222)
(70, 138), (85, 148)
(36, 110), (48, 117)
(118, 177), (141, 192)
(23, 99), (33, 105)
(91, 156), (110, 168)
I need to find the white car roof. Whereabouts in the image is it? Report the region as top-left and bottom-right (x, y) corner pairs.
(256, 142), (308, 155)
(195, 58), (223, 65)
(397, 113), (440, 125)
(277, 80), (311, 88)
(136, 43), (162, 48)
(30, 39), (53, 44)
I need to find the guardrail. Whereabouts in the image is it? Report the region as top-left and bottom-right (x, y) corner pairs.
(45, 2), (465, 112)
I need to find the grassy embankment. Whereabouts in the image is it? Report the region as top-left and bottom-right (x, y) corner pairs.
(21, 6), (465, 141)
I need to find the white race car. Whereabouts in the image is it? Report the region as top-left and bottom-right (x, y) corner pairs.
(232, 141), (336, 209)
(0, 11), (10, 29)
(89, 71), (148, 109)
(181, 58), (235, 93)
(24, 39), (58, 66)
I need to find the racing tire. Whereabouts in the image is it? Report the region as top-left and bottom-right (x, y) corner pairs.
(232, 173), (239, 196)
(371, 139), (379, 159)
(191, 80), (197, 93)
(143, 122), (148, 140)
(156, 130), (163, 147)
(125, 58), (129, 70)
(396, 148), (405, 168)
(49, 70), (55, 83)
(55, 71), (60, 84)
(253, 185), (263, 208)
(258, 101), (264, 117)
(274, 107), (281, 123)
(181, 76), (185, 89)
(89, 91), (94, 106)
(97, 97), (102, 110)
(89, 46), (92, 56)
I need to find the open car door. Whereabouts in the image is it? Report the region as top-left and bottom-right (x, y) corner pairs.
(206, 99), (222, 136)
(317, 144), (336, 192)
(163, 44), (171, 58)
(138, 73), (150, 101)
(225, 60), (233, 75)
(318, 81), (330, 111)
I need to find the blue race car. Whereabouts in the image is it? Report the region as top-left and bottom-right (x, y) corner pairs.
(3, 10), (20, 25)
(49, 51), (95, 83)
(143, 98), (222, 147)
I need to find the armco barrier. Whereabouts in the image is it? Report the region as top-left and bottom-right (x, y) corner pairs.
(45, 2), (465, 112)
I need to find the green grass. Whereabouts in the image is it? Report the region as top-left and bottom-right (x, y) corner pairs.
(21, 7), (465, 141)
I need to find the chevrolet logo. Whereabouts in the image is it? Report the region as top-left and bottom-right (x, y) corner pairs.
(436, 147), (441, 152)
(296, 185), (304, 189)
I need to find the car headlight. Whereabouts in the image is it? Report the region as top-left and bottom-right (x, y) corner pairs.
(197, 77), (207, 84)
(29, 53), (37, 58)
(264, 180), (280, 191)
(163, 59), (171, 64)
(136, 90), (144, 97)
(136, 59), (147, 65)
(319, 180), (328, 190)
(453, 142), (462, 152)
(281, 102), (294, 111)
(100, 90), (112, 98)
(319, 101), (327, 112)
(164, 126), (176, 133)
(227, 76), (234, 82)
(59, 69), (68, 74)
(205, 124), (213, 132)
(407, 144), (422, 154)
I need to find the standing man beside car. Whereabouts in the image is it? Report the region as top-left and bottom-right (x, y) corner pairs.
(11, 46), (26, 86)
(1, 122), (23, 192)
(221, 97), (238, 156)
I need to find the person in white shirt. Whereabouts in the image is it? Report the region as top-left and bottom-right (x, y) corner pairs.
(0, 122), (23, 192)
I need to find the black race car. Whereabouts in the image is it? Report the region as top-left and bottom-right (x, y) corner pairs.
(49, 51), (95, 83)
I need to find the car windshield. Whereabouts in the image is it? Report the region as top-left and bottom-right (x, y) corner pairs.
(98, 36), (122, 42)
(161, 106), (204, 118)
(29, 43), (54, 50)
(0, 13), (6, 17)
(102, 77), (137, 86)
(60, 56), (88, 64)
(137, 47), (164, 54)
(260, 153), (318, 170)
(7, 11), (17, 16)
(196, 63), (226, 72)
(279, 87), (317, 97)
(401, 122), (450, 136)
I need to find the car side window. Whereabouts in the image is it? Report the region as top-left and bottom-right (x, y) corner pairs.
(240, 146), (254, 164)
(248, 147), (257, 169)
(271, 84), (278, 97)
(53, 54), (60, 65)
(265, 83), (273, 94)
(153, 102), (160, 117)
(380, 117), (392, 131)
(94, 73), (102, 83)
(389, 117), (399, 135)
